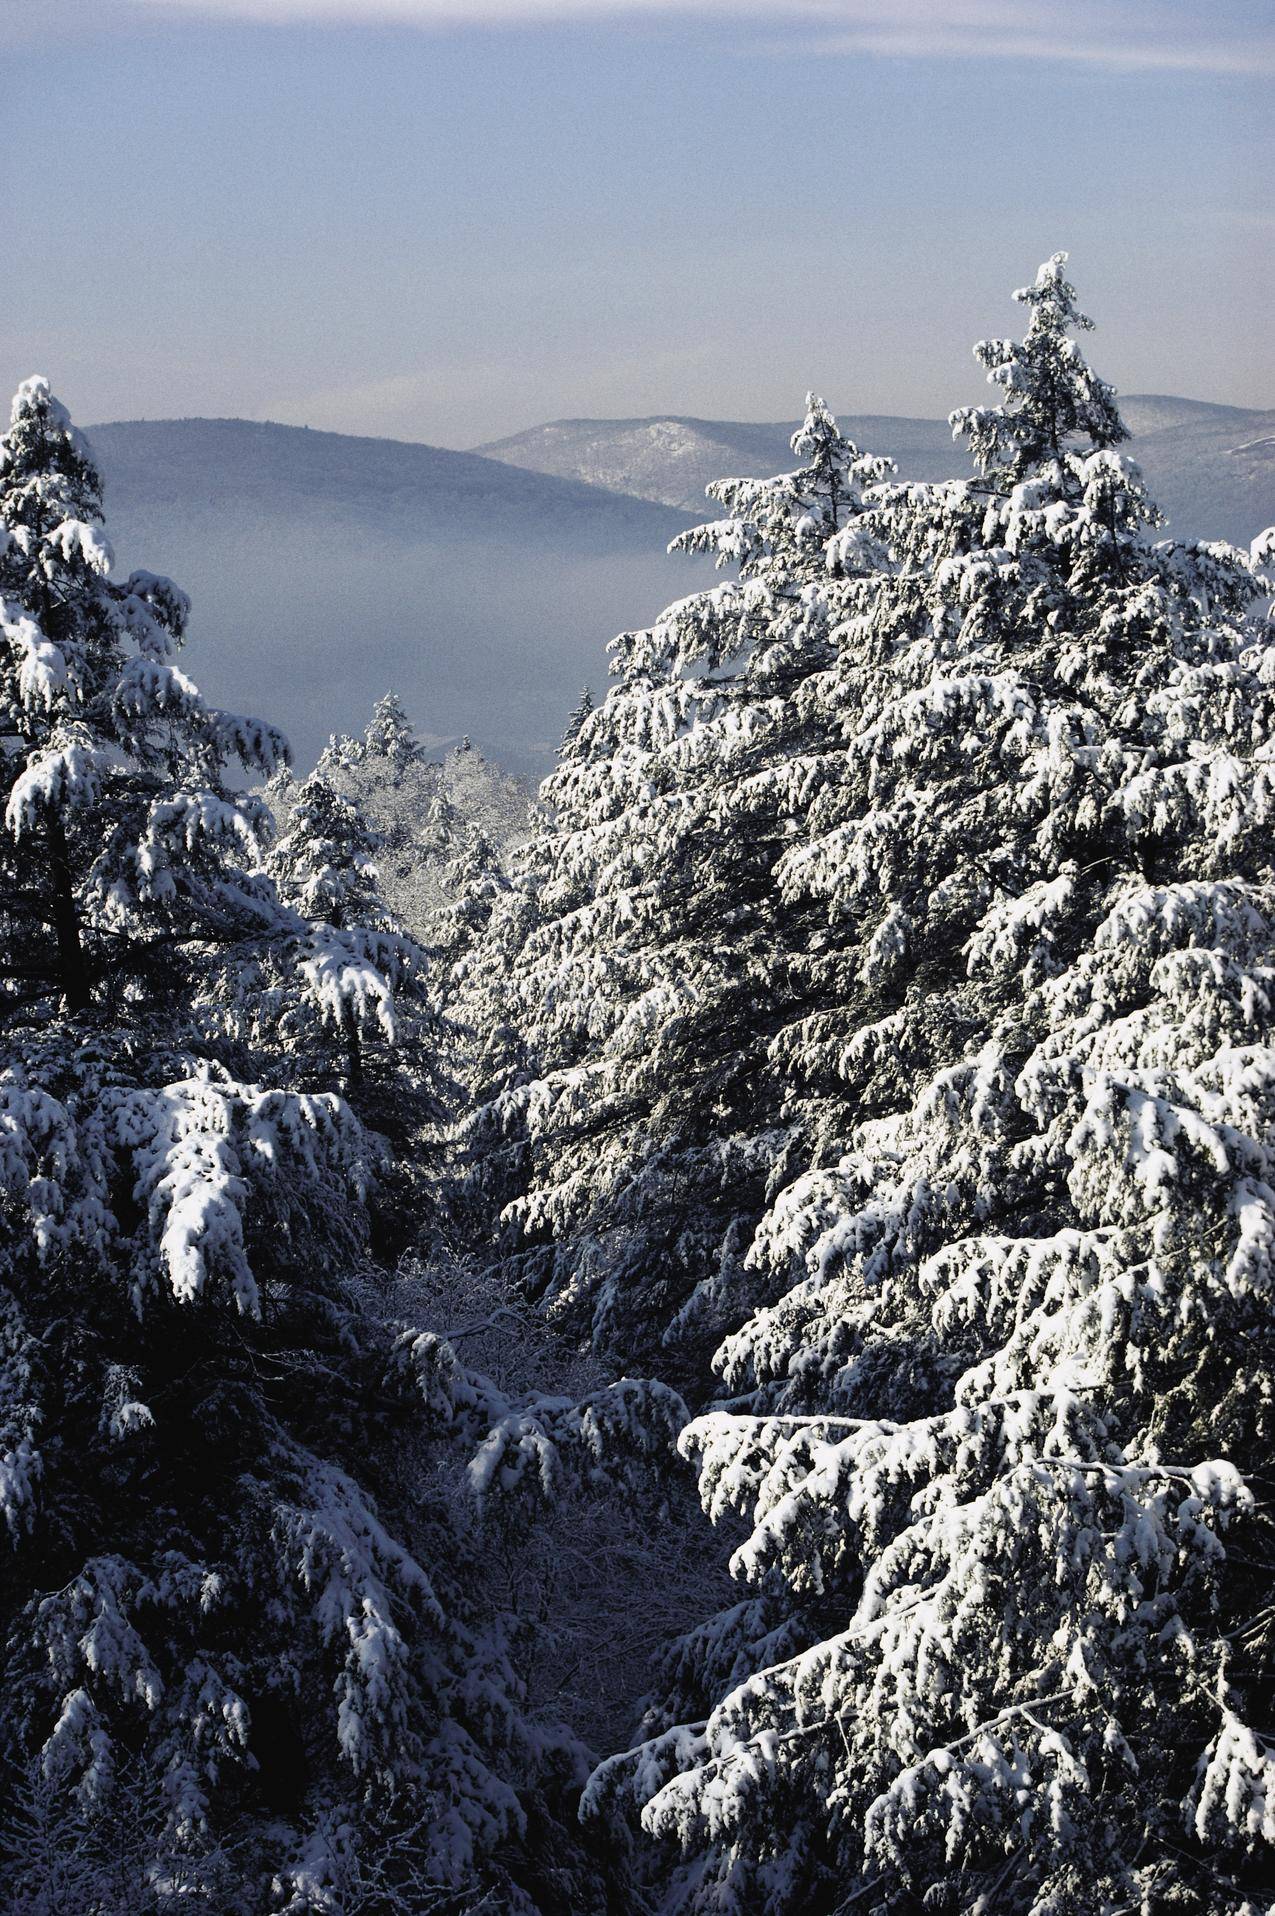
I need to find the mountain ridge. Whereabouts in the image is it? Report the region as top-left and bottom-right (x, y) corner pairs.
(476, 395), (1275, 544)
(87, 414), (694, 543)
(82, 401), (1273, 779)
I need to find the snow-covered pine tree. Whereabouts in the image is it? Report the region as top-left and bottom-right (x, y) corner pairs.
(0, 376), (287, 1020)
(0, 381), (625, 1912)
(702, 267), (1133, 1215)
(362, 687), (426, 769)
(560, 684), (594, 756)
(263, 770), (436, 1117)
(589, 257), (1275, 1913)
(462, 398), (892, 1379)
(294, 695), (527, 947)
(439, 731), (531, 870)
(303, 696), (446, 940)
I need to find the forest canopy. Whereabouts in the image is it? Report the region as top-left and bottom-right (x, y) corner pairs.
(1, 256), (1273, 1916)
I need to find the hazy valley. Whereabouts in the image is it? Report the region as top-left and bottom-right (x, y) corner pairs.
(91, 394), (1273, 776)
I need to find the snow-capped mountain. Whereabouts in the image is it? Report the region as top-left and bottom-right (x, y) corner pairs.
(88, 417), (713, 775)
(478, 395), (1275, 545)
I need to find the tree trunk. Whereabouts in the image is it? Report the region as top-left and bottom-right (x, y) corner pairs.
(47, 811), (89, 1012)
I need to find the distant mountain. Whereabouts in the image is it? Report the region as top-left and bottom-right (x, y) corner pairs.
(88, 418), (714, 775)
(478, 413), (968, 510)
(478, 395), (1275, 546)
(86, 402), (1273, 784)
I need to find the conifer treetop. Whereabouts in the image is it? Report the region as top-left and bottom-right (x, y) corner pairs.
(0, 374), (286, 805)
(363, 689), (424, 768)
(271, 772), (386, 930)
(951, 251), (1128, 480)
(560, 683), (594, 756)
(0, 377), (102, 534)
(788, 392), (882, 537)
(258, 767), (436, 1064)
(0, 377), (289, 1016)
(672, 392), (893, 588)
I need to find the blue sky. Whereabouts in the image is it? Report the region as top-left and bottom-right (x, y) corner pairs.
(4, 0), (1271, 444)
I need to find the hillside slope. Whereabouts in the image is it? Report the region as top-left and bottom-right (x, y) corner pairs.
(478, 395), (1275, 545)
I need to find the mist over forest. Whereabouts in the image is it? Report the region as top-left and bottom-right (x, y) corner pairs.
(87, 392), (1275, 776)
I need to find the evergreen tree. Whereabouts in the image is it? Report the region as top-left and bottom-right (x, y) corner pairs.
(0, 376), (286, 1021)
(265, 770), (432, 1101)
(753, 261), (1134, 1191)
(297, 696), (527, 947)
(0, 381), (624, 1911)
(589, 257), (1275, 1913)
(560, 684), (594, 756)
(464, 397), (892, 1379)
(362, 688), (426, 769)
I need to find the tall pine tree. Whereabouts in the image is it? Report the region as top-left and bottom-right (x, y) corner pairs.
(0, 380), (624, 1912)
(0, 376), (286, 1020)
(589, 256), (1275, 1915)
(464, 398), (893, 1379)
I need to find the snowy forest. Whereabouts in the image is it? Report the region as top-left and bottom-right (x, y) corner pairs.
(2, 253), (1274, 1916)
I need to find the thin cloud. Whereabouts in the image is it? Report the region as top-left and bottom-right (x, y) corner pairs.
(27, 0), (1273, 76)
(806, 26), (1274, 76)
(61, 0), (815, 19)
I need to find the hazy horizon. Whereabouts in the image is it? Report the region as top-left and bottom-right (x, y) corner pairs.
(5, 2), (1271, 448)
(68, 383), (1272, 453)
